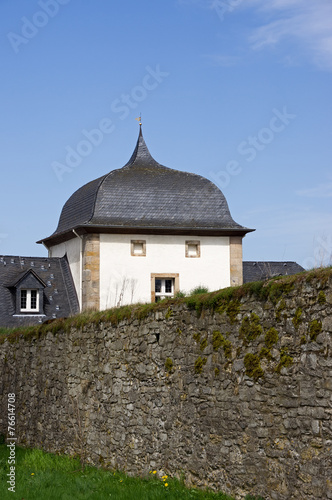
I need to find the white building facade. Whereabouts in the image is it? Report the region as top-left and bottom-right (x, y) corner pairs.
(39, 128), (253, 311)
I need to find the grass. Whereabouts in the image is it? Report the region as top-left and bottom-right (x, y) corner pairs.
(0, 444), (240, 500)
(0, 266), (330, 343)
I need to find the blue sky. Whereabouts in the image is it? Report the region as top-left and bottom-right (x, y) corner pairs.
(0, 0), (331, 269)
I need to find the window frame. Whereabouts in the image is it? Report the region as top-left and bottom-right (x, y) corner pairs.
(185, 240), (201, 258)
(20, 289), (40, 313)
(151, 273), (179, 303)
(131, 240), (146, 257)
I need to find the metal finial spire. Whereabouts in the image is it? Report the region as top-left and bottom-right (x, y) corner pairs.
(135, 114), (142, 126)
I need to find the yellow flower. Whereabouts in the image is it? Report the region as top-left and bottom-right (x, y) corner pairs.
(165, 483), (168, 487)
(31, 473), (35, 476)
(162, 475), (168, 480)
(153, 470), (157, 474)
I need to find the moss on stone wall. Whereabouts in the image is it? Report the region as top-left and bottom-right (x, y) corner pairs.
(194, 356), (207, 374)
(239, 313), (263, 345)
(276, 348), (293, 373)
(318, 291), (326, 305)
(292, 308), (302, 329)
(309, 320), (322, 342)
(264, 327), (279, 349)
(244, 353), (264, 380)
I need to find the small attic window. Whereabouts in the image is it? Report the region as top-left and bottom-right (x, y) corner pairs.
(131, 240), (146, 257)
(185, 240), (200, 258)
(20, 289), (39, 312)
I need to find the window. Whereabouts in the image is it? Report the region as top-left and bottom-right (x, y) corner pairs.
(151, 273), (179, 303)
(131, 240), (146, 256)
(185, 240), (200, 258)
(20, 289), (39, 312)
(155, 278), (174, 302)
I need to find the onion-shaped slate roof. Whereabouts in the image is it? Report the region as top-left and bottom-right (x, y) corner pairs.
(39, 128), (253, 246)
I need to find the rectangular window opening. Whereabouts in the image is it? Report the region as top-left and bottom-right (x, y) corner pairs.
(131, 240), (146, 256)
(185, 240), (200, 258)
(20, 289), (39, 312)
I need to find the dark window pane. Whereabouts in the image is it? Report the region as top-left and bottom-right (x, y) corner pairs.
(165, 280), (172, 293)
(155, 279), (162, 293)
(30, 290), (37, 309)
(155, 296), (161, 303)
(21, 290), (27, 309)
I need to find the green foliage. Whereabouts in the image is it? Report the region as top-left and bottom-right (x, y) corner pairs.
(309, 319), (322, 342)
(239, 313), (262, 345)
(193, 332), (201, 343)
(212, 331), (232, 359)
(0, 445), (235, 500)
(195, 356), (207, 374)
(165, 307), (173, 320)
(190, 285), (209, 295)
(292, 308), (302, 329)
(165, 357), (174, 373)
(200, 338), (208, 351)
(276, 348), (293, 373)
(214, 367), (220, 377)
(226, 300), (240, 324)
(264, 327), (279, 349)
(275, 299), (286, 322)
(212, 330), (223, 351)
(268, 280), (295, 304)
(317, 291), (326, 305)
(259, 347), (272, 360)
(244, 353), (264, 380)
(175, 290), (186, 298)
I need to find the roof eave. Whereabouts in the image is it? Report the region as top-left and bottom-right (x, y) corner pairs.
(38, 225), (255, 247)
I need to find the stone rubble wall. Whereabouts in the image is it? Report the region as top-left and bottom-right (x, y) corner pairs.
(0, 273), (332, 500)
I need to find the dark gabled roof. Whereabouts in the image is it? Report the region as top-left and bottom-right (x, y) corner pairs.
(38, 127), (254, 246)
(6, 268), (47, 288)
(243, 261), (305, 284)
(0, 255), (79, 328)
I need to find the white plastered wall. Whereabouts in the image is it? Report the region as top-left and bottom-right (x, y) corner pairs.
(48, 237), (82, 308)
(100, 233), (230, 309)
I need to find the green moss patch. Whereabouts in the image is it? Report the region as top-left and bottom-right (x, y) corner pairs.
(276, 348), (293, 373)
(309, 319), (322, 342)
(212, 331), (232, 359)
(259, 347), (272, 361)
(318, 291), (326, 305)
(165, 357), (174, 373)
(264, 327), (279, 349)
(275, 299), (286, 322)
(292, 307), (302, 329)
(244, 353), (264, 380)
(239, 313), (263, 345)
(200, 338), (208, 351)
(194, 356), (207, 374)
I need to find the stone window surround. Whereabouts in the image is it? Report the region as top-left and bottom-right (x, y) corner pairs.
(185, 240), (201, 258)
(131, 240), (146, 257)
(151, 273), (179, 303)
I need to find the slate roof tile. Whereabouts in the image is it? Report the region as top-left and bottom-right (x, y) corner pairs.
(39, 128), (254, 246)
(0, 255), (79, 328)
(243, 261), (305, 283)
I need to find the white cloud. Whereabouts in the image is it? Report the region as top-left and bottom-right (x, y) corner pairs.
(296, 182), (332, 198)
(247, 0), (332, 71)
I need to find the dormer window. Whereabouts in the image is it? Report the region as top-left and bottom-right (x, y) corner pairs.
(20, 289), (39, 312)
(8, 269), (46, 316)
